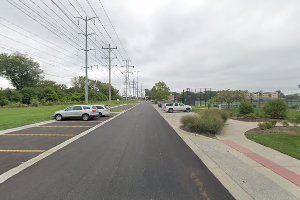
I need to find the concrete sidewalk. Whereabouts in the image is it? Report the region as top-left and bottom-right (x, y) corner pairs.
(154, 105), (300, 200)
(218, 119), (300, 175)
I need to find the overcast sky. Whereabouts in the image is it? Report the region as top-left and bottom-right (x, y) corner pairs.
(0, 0), (300, 94)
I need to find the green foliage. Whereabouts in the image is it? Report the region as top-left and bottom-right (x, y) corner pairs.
(0, 52), (43, 89)
(212, 90), (246, 109)
(281, 120), (289, 127)
(0, 93), (8, 107)
(149, 81), (170, 101)
(270, 120), (277, 127)
(258, 121), (273, 130)
(263, 99), (288, 119)
(243, 113), (257, 119)
(239, 101), (254, 115)
(181, 109), (227, 134)
(202, 109), (229, 122)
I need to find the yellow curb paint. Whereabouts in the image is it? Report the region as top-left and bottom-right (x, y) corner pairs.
(35, 126), (93, 128)
(0, 150), (45, 153)
(0, 134), (75, 137)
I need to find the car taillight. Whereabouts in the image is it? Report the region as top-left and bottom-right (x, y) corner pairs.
(92, 109), (97, 112)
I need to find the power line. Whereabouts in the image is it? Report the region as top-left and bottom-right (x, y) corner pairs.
(102, 44), (117, 105)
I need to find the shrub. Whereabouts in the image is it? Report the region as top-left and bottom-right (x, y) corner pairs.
(181, 110), (226, 134)
(270, 120), (277, 127)
(239, 101), (254, 115)
(30, 99), (40, 107)
(258, 122), (273, 130)
(244, 113), (257, 119)
(263, 99), (287, 119)
(281, 120), (289, 127)
(203, 109), (229, 122)
(0, 98), (9, 107)
(6, 102), (27, 108)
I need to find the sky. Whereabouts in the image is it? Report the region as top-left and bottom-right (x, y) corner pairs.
(0, 0), (300, 95)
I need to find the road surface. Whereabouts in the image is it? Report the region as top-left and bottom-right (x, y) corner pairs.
(0, 103), (234, 200)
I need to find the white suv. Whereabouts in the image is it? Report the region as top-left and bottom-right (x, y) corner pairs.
(54, 105), (99, 121)
(94, 105), (111, 117)
(163, 103), (192, 113)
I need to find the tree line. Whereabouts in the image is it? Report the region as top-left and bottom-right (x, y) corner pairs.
(0, 52), (121, 107)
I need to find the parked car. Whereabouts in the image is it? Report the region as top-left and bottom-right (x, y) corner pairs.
(94, 105), (111, 117)
(163, 103), (192, 113)
(54, 105), (99, 121)
(158, 101), (171, 108)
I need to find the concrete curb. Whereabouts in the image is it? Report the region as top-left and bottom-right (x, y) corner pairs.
(153, 105), (253, 200)
(0, 104), (137, 184)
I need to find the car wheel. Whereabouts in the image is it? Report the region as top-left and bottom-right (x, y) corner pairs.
(99, 112), (102, 117)
(168, 108), (173, 113)
(55, 114), (63, 121)
(186, 108), (191, 112)
(82, 114), (89, 121)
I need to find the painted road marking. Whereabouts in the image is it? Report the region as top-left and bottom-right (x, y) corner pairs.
(0, 134), (75, 137)
(0, 150), (45, 153)
(222, 140), (300, 187)
(0, 104), (137, 184)
(35, 126), (93, 128)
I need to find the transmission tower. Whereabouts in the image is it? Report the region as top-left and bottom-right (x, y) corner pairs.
(121, 59), (134, 100)
(76, 16), (96, 104)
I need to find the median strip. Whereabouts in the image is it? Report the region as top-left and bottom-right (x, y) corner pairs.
(0, 150), (45, 153)
(0, 134), (75, 137)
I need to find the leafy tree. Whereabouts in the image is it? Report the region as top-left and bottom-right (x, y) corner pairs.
(0, 52), (43, 89)
(3, 89), (22, 102)
(0, 90), (8, 107)
(264, 99), (287, 119)
(20, 87), (39, 104)
(212, 90), (246, 109)
(71, 76), (120, 101)
(150, 81), (170, 101)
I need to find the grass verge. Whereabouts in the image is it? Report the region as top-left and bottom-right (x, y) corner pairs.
(246, 132), (300, 160)
(0, 100), (136, 131)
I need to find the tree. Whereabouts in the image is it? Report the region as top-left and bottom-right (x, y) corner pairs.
(71, 76), (120, 101)
(212, 90), (246, 109)
(0, 52), (43, 89)
(264, 99), (287, 119)
(239, 101), (254, 115)
(150, 81), (170, 101)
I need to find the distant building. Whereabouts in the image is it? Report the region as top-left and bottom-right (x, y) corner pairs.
(246, 91), (279, 107)
(246, 91), (279, 100)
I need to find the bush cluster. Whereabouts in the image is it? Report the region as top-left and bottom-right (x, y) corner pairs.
(239, 101), (254, 115)
(263, 99), (287, 119)
(181, 109), (228, 134)
(258, 121), (274, 130)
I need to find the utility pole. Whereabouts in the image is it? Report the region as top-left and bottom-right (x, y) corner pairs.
(76, 16), (96, 104)
(102, 44), (117, 105)
(132, 79), (135, 99)
(135, 71), (140, 99)
(121, 59), (134, 100)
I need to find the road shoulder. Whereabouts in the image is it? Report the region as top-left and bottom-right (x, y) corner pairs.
(153, 105), (300, 200)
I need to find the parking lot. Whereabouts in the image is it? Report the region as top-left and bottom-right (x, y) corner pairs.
(0, 104), (135, 175)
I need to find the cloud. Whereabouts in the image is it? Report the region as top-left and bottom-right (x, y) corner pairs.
(0, 0), (300, 94)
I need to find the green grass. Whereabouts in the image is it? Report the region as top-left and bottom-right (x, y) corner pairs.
(246, 133), (300, 160)
(0, 105), (68, 131)
(111, 109), (122, 112)
(0, 100), (137, 131)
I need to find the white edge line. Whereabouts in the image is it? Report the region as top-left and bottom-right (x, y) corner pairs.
(0, 104), (129, 135)
(0, 104), (137, 184)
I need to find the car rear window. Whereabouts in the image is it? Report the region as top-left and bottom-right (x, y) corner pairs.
(92, 106), (97, 109)
(83, 106), (90, 110)
(166, 103), (173, 106)
(97, 106), (104, 109)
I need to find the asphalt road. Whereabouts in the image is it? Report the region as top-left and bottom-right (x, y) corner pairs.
(0, 103), (234, 200)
